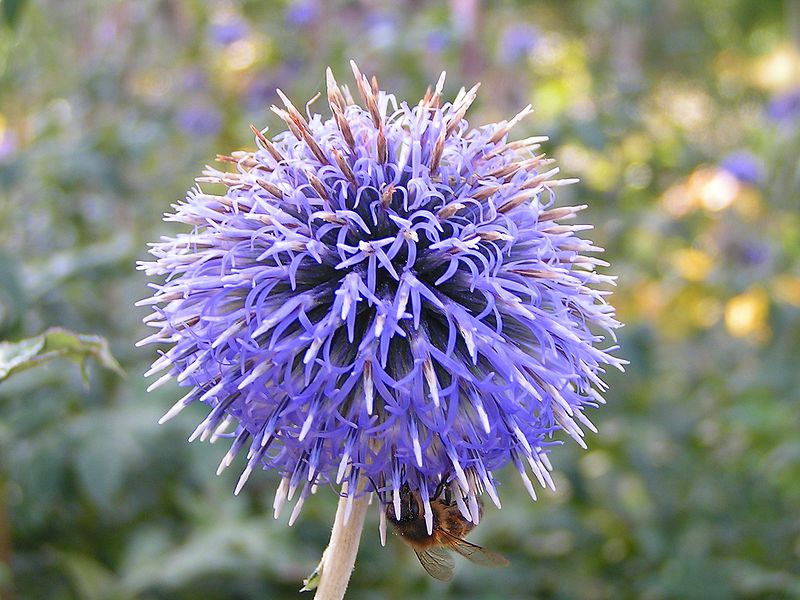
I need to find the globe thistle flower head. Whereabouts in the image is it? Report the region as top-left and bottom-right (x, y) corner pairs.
(138, 63), (623, 534)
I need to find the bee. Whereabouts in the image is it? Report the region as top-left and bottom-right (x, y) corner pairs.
(385, 481), (509, 581)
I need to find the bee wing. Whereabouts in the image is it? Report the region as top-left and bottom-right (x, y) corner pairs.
(413, 547), (455, 581)
(438, 529), (510, 568)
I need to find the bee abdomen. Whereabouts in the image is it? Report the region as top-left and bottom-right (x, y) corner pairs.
(396, 517), (436, 543)
(443, 513), (473, 538)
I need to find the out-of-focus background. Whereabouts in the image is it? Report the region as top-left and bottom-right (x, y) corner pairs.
(1, 0), (799, 598)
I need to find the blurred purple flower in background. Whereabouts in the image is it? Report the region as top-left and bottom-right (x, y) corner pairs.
(140, 65), (623, 529)
(720, 151), (764, 185)
(719, 234), (772, 269)
(738, 240), (772, 267)
(245, 76), (279, 111)
(497, 23), (539, 64)
(285, 0), (319, 27)
(365, 12), (398, 50)
(0, 129), (17, 163)
(182, 69), (208, 93)
(426, 28), (451, 54)
(176, 103), (222, 137)
(208, 16), (249, 46)
(766, 87), (800, 123)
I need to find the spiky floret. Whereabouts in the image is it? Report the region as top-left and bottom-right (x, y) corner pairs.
(138, 63), (623, 531)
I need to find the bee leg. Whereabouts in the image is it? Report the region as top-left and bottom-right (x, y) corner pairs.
(432, 478), (447, 501)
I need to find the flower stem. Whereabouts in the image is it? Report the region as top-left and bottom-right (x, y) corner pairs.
(313, 479), (369, 600)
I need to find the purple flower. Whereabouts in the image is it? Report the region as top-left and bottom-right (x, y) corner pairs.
(497, 23), (539, 64)
(139, 64), (623, 528)
(365, 12), (397, 49)
(721, 236), (772, 268)
(426, 29), (450, 54)
(738, 240), (771, 267)
(285, 0), (319, 27)
(176, 104), (222, 137)
(0, 129), (17, 163)
(182, 69), (207, 93)
(720, 151), (763, 185)
(209, 17), (248, 46)
(766, 87), (800, 123)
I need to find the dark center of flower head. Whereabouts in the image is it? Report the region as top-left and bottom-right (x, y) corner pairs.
(139, 63), (624, 528)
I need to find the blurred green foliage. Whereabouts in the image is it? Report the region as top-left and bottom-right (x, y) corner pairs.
(1, 0), (799, 598)
(0, 328), (123, 382)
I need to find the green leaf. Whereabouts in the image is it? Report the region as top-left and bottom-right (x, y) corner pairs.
(0, 334), (45, 380)
(300, 549), (326, 592)
(0, 327), (125, 383)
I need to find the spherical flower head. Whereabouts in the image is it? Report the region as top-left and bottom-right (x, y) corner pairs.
(139, 63), (624, 529)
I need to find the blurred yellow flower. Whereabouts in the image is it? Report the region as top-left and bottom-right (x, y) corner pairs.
(661, 182), (696, 218)
(130, 69), (174, 100)
(689, 167), (740, 212)
(223, 39), (260, 72)
(725, 288), (770, 338)
(751, 43), (800, 91)
(654, 81), (714, 133)
(673, 248), (713, 282)
(663, 166), (761, 220)
(214, 38), (271, 94)
(621, 133), (653, 163)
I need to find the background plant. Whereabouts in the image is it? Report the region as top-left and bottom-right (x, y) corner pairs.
(0, 1), (798, 599)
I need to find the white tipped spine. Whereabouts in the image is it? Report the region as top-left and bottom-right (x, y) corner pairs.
(234, 465), (253, 495)
(289, 494), (306, 526)
(157, 391), (193, 424)
(379, 509), (387, 547)
(146, 372), (173, 393)
(273, 478), (289, 519)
